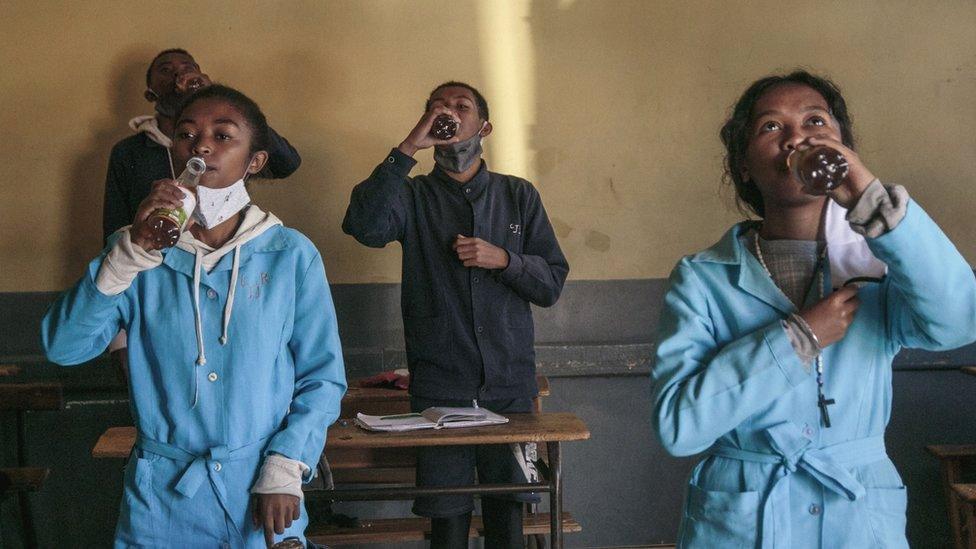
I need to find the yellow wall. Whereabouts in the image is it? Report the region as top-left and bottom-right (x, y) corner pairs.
(2, 0), (974, 291)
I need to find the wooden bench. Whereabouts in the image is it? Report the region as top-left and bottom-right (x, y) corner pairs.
(0, 382), (64, 547)
(305, 512), (581, 545)
(927, 443), (976, 549)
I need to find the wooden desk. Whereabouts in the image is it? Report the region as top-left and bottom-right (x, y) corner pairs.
(93, 413), (589, 547)
(341, 374), (551, 417)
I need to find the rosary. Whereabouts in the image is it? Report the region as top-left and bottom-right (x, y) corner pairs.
(753, 230), (835, 428)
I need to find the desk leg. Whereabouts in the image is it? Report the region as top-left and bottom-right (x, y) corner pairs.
(547, 441), (562, 549)
(17, 411), (39, 549)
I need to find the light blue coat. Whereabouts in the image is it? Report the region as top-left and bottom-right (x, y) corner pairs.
(42, 225), (347, 548)
(651, 201), (976, 548)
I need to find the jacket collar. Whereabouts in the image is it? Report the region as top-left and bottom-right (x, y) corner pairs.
(430, 160), (490, 201)
(692, 221), (796, 315)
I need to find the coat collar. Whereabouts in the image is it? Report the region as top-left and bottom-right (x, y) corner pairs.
(430, 160), (490, 201)
(692, 221), (797, 315)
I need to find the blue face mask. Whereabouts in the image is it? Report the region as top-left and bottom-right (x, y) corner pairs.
(434, 123), (486, 173)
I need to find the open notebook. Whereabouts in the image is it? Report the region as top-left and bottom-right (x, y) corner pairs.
(354, 407), (509, 432)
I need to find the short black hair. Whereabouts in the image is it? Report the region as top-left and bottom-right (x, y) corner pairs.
(145, 48), (193, 87)
(425, 81), (489, 121)
(719, 70), (855, 218)
(175, 84), (270, 154)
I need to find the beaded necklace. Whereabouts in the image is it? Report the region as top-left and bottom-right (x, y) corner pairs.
(753, 229), (835, 428)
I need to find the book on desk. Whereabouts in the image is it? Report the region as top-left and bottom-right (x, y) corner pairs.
(354, 406), (508, 432)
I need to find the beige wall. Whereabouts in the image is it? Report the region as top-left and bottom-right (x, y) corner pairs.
(2, 0), (974, 291)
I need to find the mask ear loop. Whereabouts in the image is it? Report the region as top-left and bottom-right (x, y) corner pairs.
(241, 154), (256, 185)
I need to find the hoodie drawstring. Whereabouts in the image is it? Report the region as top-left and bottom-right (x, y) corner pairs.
(191, 249), (205, 409)
(166, 147), (176, 180)
(190, 245), (242, 408)
(221, 245), (241, 345)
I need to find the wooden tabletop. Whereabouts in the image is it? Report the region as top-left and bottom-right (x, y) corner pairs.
(93, 413), (589, 458)
(329, 413), (589, 448)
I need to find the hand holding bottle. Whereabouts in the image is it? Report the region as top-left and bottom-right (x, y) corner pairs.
(789, 136), (876, 208)
(130, 157), (206, 250)
(397, 107), (461, 157)
(130, 180), (190, 251)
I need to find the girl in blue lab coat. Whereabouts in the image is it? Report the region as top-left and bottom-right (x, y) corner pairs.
(651, 71), (976, 548)
(42, 85), (346, 548)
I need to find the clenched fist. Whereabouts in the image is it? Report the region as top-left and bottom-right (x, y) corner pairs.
(452, 235), (509, 270)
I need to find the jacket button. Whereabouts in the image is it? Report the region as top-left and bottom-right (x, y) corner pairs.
(387, 156), (395, 163)
(213, 462), (222, 472)
(476, 326), (484, 333)
(207, 289), (217, 300)
(809, 504), (821, 515)
(208, 372), (218, 382)
(473, 276), (480, 283)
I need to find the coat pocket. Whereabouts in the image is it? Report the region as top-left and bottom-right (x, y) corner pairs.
(115, 456), (157, 546)
(864, 486), (909, 548)
(681, 483), (760, 548)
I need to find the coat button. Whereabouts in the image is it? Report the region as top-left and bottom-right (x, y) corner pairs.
(387, 156), (395, 163)
(213, 462), (222, 472)
(473, 276), (480, 283)
(809, 504), (821, 515)
(207, 289), (217, 299)
(476, 326), (484, 333)
(208, 372), (218, 382)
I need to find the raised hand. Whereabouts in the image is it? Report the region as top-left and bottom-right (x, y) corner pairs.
(129, 179), (188, 251)
(397, 107), (461, 156)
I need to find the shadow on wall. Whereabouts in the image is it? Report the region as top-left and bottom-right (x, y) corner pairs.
(60, 45), (157, 283)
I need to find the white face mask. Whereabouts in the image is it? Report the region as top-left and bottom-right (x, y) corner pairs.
(193, 177), (251, 229)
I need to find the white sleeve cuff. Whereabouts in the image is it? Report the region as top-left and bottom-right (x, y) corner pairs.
(249, 454), (310, 500)
(95, 228), (163, 295)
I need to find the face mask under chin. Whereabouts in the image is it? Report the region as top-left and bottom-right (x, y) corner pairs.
(193, 178), (251, 230)
(433, 127), (485, 173)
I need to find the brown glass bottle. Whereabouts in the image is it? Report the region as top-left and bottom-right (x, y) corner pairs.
(787, 146), (849, 195)
(146, 157), (206, 248)
(430, 114), (459, 140)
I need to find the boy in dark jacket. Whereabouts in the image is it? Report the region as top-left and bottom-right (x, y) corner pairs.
(343, 81), (569, 548)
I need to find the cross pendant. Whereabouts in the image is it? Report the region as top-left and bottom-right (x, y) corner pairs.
(818, 393), (836, 428)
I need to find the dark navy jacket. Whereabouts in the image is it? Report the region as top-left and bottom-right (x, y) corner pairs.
(102, 127), (301, 241)
(343, 148), (569, 400)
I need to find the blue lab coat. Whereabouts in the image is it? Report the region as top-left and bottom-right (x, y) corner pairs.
(652, 201), (976, 548)
(42, 225), (347, 548)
